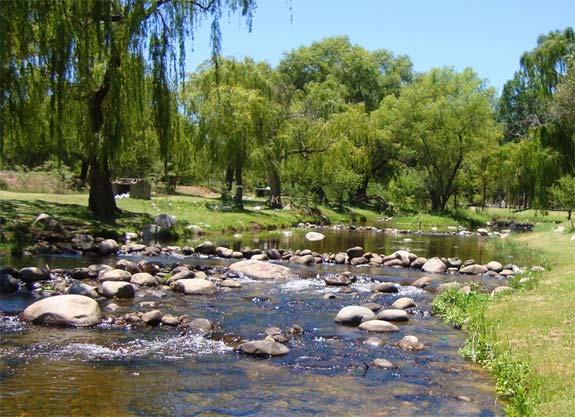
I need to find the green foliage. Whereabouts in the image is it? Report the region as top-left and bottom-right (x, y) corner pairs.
(548, 175), (575, 227)
(433, 287), (539, 416)
(487, 237), (550, 271)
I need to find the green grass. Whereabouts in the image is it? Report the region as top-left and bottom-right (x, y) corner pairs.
(486, 228), (575, 416)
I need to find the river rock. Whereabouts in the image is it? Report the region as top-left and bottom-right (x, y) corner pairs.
(398, 335), (425, 351)
(67, 282), (98, 298)
(130, 272), (158, 287)
(0, 274), (19, 294)
(98, 239), (119, 255)
(373, 358), (395, 369)
(350, 256), (369, 266)
(220, 279), (242, 288)
(229, 260), (291, 280)
(189, 318), (214, 333)
(195, 241), (217, 255)
(21, 294), (102, 327)
(531, 266), (545, 273)
(305, 232), (325, 241)
(165, 269), (195, 284)
(346, 246), (364, 259)
(361, 302), (382, 312)
(98, 268), (132, 282)
(19, 267), (50, 283)
(236, 340), (290, 357)
(115, 259), (140, 274)
(161, 314), (180, 326)
(324, 274), (353, 286)
(422, 257), (447, 274)
(295, 254), (315, 265)
(377, 309), (409, 322)
(410, 257), (427, 269)
(359, 320), (400, 333)
(412, 276), (432, 288)
(70, 267), (91, 280)
(334, 306), (376, 326)
(486, 261), (503, 273)
(391, 297), (416, 310)
(459, 264), (488, 275)
(446, 257), (463, 268)
(216, 246), (234, 258)
(137, 261), (159, 275)
(34, 213), (61, 231)
(372, 282), (399, 293)
(142, 309), (163, 326)
(334, 252), (347, 264)
(99, 281), (136, 298)
(364, 336), (385, 346)
(477, 228), (489, 236)
(173, 279), (217, 296)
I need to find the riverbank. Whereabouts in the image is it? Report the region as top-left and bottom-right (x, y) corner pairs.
(488, 229), (575, 416)
(434, 226), (575, 416)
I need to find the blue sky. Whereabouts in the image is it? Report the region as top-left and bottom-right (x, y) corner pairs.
(186, 0), (574, 93)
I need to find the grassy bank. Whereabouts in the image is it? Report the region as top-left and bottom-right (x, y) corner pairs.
(434, 225), (575, 416)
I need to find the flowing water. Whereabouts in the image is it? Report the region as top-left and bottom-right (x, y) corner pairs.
(0, 230), (504, 416)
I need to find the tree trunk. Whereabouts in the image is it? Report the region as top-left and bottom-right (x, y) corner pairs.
(355, 175), (370, 201)
(234, 165), (243, 209)
(268, 168), (282, 208)
(225, 165), (234, 192)
(88, 155), (117, 217)
(86, 54), (119, 217)
(79, 159), (89, 185)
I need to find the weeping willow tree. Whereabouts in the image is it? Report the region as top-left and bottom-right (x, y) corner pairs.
(1, 0), (255, 216)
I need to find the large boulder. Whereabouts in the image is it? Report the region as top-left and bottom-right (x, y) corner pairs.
(334, 306), (376, 326)
(21, 295), (102, 327)
(98, 239), (119, 255)
(421, 257), (447, 274)
(358, 320), (400, 333)
(98, 281), (136, 298)
(229, 260), (291, 280)
(173, 279), (217, 296)
(236, 340), (290, 357)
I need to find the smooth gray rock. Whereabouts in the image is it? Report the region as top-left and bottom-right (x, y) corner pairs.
(334, 252), (347, 264)
(346, 246), (364, 259)
(486, 261), (503, 273)
(142, 309), (163, 326)
(195, 241), (217, 255)
(376, 309), (409, 322)
(412, 276), (432, 288)
(98, 239), (119, 255)
(334, 306), (376, 326)
(398, 335), (425, 351)
(98, 268), (132, 282)
(173, 279), (217, 296)
(229, 260), (291, 280)
(21, 294), (102, 327)
(130, 272), (158, 287)
(216, 246), (234, 258)
(422, 257), (447, 274)
(237, 340), (290, 357)
(391, 297), (416, 310)
(373, 358), (395, 369)
(67, 282), (98, 298)
(115, 259), (140, 274)
(372, 282), (399, 293)
(98, 281), (136, 298)
(459, 264), (488, 275)
(324, 274), (353, 287)
(19, 267), (50, 283)
(358, 320), (400, 333)
(437, 281), (461, 293)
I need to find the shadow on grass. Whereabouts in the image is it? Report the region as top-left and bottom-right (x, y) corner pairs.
(0, 198), (153, 238)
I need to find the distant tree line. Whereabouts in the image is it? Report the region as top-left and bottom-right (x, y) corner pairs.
(1, 2), (573, 217)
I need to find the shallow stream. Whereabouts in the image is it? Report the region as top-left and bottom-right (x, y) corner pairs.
(0, 230), (504, 416)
